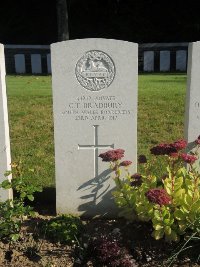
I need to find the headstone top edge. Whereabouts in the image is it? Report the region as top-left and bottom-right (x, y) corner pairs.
(189, 41), (200, 47)
(50, 38), (138, 49)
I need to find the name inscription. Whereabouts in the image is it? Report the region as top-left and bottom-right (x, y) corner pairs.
(62, 95), (133, 121)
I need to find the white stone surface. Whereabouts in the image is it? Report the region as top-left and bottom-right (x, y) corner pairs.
(160, 51), (170, 71)
(47, 54), (51, 74)
(185, 42), (200, 172)
(176, 50), (187, 71)
(31, 54), (42, 74)
(0, 44), (12, 201)
(51, 39), (138, 217)
(143, 51), (154, 72)
(14, 54), (26, 74)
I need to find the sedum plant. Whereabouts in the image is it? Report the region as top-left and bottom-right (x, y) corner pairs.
(99, 136), (200, 242)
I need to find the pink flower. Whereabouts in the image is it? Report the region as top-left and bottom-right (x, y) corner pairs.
(180, 153), (197, 164)
(150, 143), (177, 156)
(130, 173), (142, 187)
(120, 160), (132, 167)
(150, 139), (187, 156)
(145, 188), (171, 206)
(138, 155), (147, 164)
(195, 135), (200, 145)
(172, 139), (187, 151)
(99, 149), (125, 162)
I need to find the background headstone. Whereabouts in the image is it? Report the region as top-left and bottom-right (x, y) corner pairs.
(14, 54), (26, 74)
(185, 41), (200, 171)
(31, 54), (42, 74)
(0, 44), (12, 201)
(143, 51), (154, 72)
(51, 39), (138, 217)
(176, 50), (187, 71)
(160, 51), (170, 71)
(47, 54), (52, 74)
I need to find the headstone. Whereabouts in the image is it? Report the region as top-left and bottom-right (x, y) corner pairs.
(185, 42), (200, 172)
(160, 51), (170, 71)
(51, 39), (138, 217)
(47, 54), (51, 74)
(176, 50), (187, 71)
(14, 54), (26, 74)
(143, 51), (154, 72)
(31, 54), (42, 74)
(0, 44), (12, 201)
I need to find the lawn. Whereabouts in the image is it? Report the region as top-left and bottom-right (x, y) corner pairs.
(6, 74), (187, 188)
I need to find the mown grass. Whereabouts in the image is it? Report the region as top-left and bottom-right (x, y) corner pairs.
(6, 74), (187, 188)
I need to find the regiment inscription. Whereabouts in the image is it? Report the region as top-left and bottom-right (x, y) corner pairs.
(75, 50), (115, 91)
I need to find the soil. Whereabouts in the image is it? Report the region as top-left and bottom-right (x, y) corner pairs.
(0, 205), (199, 267)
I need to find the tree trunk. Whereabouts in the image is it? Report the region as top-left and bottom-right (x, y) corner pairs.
(57, 0), (69, 41)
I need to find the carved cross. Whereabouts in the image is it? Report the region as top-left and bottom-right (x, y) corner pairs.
(78, 125), (114, 177)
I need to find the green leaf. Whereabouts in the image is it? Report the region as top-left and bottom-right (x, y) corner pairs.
(174, 176), (183, 190)
(11, 234), (20, 241)
(191, 200), (200, 212)
(178, 221), (187, 232)
(0, 180), (11, 189)
(20, 192), (26, 199)
(185, 194), (193, 206)
(168, 230), (179, 242)
(154, 210), (161, 220)
(164, 226), (171, 235)
(174, 189), (185, 198)
(154, 224), (163, 231)
(4, 171), (12, 177)
(174, 209), (185, 221)
(27, 195), (34, 201)
(152, 229), (164, 240)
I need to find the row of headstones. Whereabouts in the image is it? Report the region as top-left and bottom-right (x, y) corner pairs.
(14, 50), (186, 74)
(14, 53), (52, 74)
(144, 50), (187, 72)
(0, 40), (199, 218)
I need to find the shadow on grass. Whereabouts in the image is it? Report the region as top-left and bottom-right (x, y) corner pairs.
(16, 187), (56, 215)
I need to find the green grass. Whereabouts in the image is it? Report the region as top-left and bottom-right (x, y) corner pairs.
(6, 74), (187, 188)
(138, 74), (187, 156)
(7, 76), (54, 188)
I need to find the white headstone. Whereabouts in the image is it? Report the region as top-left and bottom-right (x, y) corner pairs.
(160, 51), (170, 71)
(47, 54), (51, 74)
(185, 42), (200, 171)
(31, 54), (42, 74)
(14, 54), (26, 74)
(143, 51), (154, 72)
(0, 44), (12, 201)
(51, 39), (138, 217)
(176, 50), (187, 71)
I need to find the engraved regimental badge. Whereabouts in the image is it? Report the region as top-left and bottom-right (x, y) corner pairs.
(75, 50), (115, 91)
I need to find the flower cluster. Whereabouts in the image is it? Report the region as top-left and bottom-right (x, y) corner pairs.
(145, 188), (171, 206)
(195, 135), (200, 145)
(150, 143), (177, 156)
(138, 155), (147, 164)
(90, 235), (134, 267)
(130, 173), (143, 187)
(99, 149), (125, 162)
(180, 153), (197, 164)
(150, 139), (187, 156)
(119, 160), (132, 167)
(172, 139), (187, 150)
